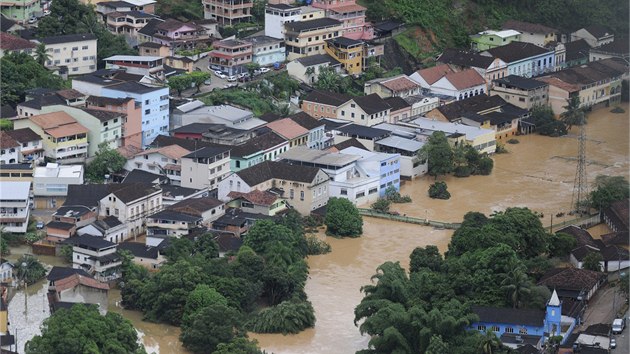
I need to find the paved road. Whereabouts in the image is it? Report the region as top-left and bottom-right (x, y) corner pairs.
(581, 285), (617, 328)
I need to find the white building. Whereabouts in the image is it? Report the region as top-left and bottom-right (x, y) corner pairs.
(180, 145), (232, 190)
(104, 55), (164, 78)
(264, 3), (325, 39)
(76, 216), (129, 244)
(279, 146), (381, 206)
(372, 123), (428, 179)
(173, 101), (266, 130)
(98, 183), (163, 237)
(0, 131), (20, 164)
(410, 65), (487, 101)
(67, 235), (121, 282)
(124, 144), (191, 185)
(0, 181), (31, 233)
(4, 127), (44, 163)
(411, 117), (497, 155)
(33, 163), (84, 208)
(37, 34), (98, 75)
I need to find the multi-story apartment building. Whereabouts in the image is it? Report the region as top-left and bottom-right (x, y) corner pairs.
(340, 146), (401, 197)
(247, 35), (285, 67)
(95, 0), (156, 18)
(482, 41), (555, 78)
(5, 128), (44, 163)
(208, 39), (253, 76)
(86, 95), (143, 148)
(279, 146), (383, 205)
(0, 181), (31, 233)
(37, 34), (98, 75)
(104, 11), (158, 47)
(140, 19), (211, 52)
(363, 75), (422, 98)
(203, 0), (253, 26)
(311, 0), (373, 40)
(218, 160), (330, 215)
(285, 18), (342, 61)
(490, 75), (550, 110)
(124, 144), (191, 185)
(14, 111), (89, 164)
(324, 37), (363, 75)
(41, 105), (123, 157)
(288, 112), (327, 150)
(98, 183), (163, 237)
(264, 3), (325, 40)
(301, 91), (391, 127)
(181, 145), (232, 190)
(100, 81), (169, 147)
(0, 0), (42, 23)
(229, 132), (289, 172)
(67, 235), (121, 282)
(537, 58), (626, 115)
(301, 89), (352, 119)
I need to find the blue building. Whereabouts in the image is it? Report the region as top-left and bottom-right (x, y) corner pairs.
(101, 81), (170, 147)
(247, 35), (286, 67)
(339, 146), (401, 196)
(483, 41), (555, 78)
(471, 290), (577, 349)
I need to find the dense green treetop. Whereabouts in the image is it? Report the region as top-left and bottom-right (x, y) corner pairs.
(26, 304), (145, 354)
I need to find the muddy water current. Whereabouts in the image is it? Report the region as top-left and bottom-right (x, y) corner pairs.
(8, 105), (629, 353)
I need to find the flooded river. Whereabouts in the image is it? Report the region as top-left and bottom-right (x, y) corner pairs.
(7, 105), (629, 354)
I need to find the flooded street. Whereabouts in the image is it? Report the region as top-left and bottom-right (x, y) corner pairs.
(7, 105), (628, 354)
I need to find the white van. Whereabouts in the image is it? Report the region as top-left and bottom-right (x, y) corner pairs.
(612, 318), (625, 334)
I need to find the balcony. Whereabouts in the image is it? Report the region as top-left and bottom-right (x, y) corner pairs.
(204, 0), (252, 9)
(53, 138), (88, 149)
(55, 145), (88, 159)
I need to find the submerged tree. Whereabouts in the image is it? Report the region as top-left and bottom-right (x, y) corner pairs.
(560, 96), (585, 130)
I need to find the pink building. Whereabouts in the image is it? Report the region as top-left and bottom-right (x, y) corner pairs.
(311, 0), (373, 40)
(85, 96), (143, 149)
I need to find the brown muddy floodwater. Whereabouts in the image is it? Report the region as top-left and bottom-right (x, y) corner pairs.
(7, 104), (629, 354)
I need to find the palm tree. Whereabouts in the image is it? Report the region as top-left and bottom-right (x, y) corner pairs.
(34, 43), (51, 66)
(501, 266), (532, 308)
(560, 95), (585, 130)
(478, 329), (502, 354)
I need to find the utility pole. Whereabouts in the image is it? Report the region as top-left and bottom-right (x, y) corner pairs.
(571, 112), (588, 215)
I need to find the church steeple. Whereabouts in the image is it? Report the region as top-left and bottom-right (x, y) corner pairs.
(545, 289), (562, 336)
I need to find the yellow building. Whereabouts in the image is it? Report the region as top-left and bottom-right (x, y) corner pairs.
(285, 17), (342, 61)
(324, 37), (363, 75)
(13, 111), (89, 165)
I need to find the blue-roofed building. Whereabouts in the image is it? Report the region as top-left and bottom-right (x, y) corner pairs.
(471, 290), (577, 350)
(101, 81), (169, 147)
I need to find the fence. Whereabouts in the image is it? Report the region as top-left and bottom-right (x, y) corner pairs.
(357, 208), (461, 229)
(358, 208), (601, 232)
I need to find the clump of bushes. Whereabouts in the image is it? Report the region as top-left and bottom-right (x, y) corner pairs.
(507, 138), (520, 144)
(384, 186), (412, 203)
(428, 181), (450, 200)
(306, 235), (331, 255)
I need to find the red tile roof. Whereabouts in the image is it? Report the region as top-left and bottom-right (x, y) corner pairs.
(228, 189), (280, 206)
(0, 32), (36, 51)
(380, 76), (420, 92)
(54, 274), (110, 292)
(444, 68), (486, 90)
(266, 118), (309, 140)
(0, 131), (19, 149)
(415, 64), (456, 85)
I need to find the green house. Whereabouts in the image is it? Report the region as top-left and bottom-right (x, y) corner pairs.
(470, 30), (521, 51)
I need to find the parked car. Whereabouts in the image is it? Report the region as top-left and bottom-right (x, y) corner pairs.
(238, 76), (251, 83)
(273, 64), (284, 71)
(226, 75), (237, 82)
(204, 78), (212, 85)
(612, 318), (625, 334)
(209, 64), (222, 71)
(610, 338), (616, 349)
(36, 221), (45, 230)
(213, 70), (227, 79)
(259, 67), (271, 73)
(27, 17), (37, 24)
(224, 83), (238, 89)
(43, 10), (51, 15)
(237, 72), (249, 79)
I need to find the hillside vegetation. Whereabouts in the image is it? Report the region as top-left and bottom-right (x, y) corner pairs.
(360, 0), (629, 62)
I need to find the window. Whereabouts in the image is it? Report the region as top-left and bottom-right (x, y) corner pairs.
(356, 192), (365, 198)
(491, 326), (500, 332)
(300, 191), (304, 200)
(340, 188), (348, 195)
(368, 188), (377, 195)
(505, 327), (514, 333)
(290, 189), (294, 199)
(477, 325), (486, 331)
(519, 328), (528, 335)
(82, 45), (88, 50)
(72, 46), (78, 51)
